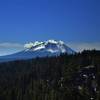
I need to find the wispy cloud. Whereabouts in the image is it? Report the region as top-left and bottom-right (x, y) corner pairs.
(0, 42), (24, 48)
(67, 42), (100, 52)
(0, 42), (24, 56)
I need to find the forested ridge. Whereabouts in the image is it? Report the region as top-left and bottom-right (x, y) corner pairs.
(0, 50), (99, 100)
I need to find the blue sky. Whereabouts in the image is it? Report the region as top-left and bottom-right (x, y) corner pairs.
(0, 0), (100, 55)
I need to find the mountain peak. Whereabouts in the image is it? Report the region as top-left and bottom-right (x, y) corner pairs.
(24, 40), (64, 49)
(47, 39), (59, 44)
(0, 40), (75, 63)
(24, 40), (75, 54)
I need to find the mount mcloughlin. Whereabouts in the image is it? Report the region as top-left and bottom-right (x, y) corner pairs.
(0, 40), (75, 62)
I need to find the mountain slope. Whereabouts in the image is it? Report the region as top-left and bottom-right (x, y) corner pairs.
(0, 40), (75, 62)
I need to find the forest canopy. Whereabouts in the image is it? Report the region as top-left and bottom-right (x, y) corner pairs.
(0, 50), (99, 100)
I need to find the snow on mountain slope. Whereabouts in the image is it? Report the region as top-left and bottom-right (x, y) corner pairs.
(24, 40), (75, 53)
(0, 40), (75, 62)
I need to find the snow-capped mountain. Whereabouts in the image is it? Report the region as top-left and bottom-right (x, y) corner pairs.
(0, 40), (75, 62)
(24, 40), (75, 54)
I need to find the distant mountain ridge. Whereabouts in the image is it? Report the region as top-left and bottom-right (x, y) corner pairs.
(0, 40), (75, 62)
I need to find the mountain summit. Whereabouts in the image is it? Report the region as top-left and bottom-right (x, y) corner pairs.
(0, 40), (75, 62)
(24, 40), (75, 54)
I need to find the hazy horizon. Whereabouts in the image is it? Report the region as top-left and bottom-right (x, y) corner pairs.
(0, 40), (100, 56)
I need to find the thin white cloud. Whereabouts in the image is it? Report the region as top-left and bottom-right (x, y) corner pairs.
(0, 42), (24, 56)
(0, 42), (24, 48)
(67, 42), (100, 52)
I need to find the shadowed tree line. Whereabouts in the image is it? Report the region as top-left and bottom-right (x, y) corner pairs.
(0, 50), (99, 100)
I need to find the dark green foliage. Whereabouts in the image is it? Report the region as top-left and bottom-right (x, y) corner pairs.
(0, 50), (99, 100)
